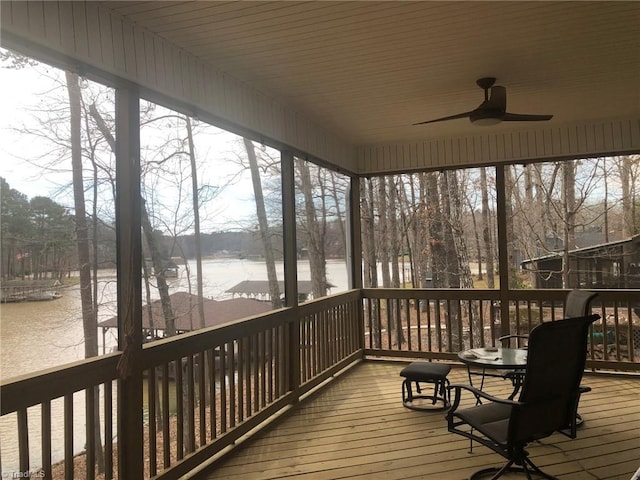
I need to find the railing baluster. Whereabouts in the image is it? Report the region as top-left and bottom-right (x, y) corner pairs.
(198, 351), (206, 447)
(176, 358), (184, 460)
(426, 298), (433, 351)
(416, 297), (423, 351)
(104, 380), (113, 480)
(148, 367), (157, 476)
(259, 331), (266, 409)
(64, 393), (73, 480)
(212, 348), (220, 439)
(466, 300), (473, 349)
(86, 386), (96, 480)
(220, 344), (227, 433)
(42, 400), (52, 479)
(267, 330), (274, 403)
(325, 309), (333, 365)
(446, 299), (453, 351)
(229, 342), (236, 428)
(187, 355), (195, 453)
(237, 339), (244, 423)
(304, 318), (311, 382)
(17, 408), (29, 474)
(162, 362), (170, 469)
(252, 334), (259, 417)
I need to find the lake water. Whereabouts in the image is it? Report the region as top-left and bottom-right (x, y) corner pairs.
(0, 258), (349, 473)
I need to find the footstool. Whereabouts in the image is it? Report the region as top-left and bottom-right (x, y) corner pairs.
(400, 362), (451, 411)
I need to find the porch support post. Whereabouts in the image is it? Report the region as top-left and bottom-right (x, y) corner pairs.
(348, 176), (365, 353)
(495, 165), (511, 338)
(348, 176), (363, 290)
(115, 84), (144, 479)
(281, 150), (300, 399)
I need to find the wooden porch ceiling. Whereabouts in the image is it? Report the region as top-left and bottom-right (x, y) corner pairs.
(196, 362), (640, 480)
(98, 1), (639, 147)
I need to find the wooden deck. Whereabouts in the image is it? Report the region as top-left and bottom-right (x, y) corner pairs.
(196, 361), (640, 480)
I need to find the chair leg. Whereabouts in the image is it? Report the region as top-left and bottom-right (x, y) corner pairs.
(402, 378), (449, 410)
(402, 379), (413, 402)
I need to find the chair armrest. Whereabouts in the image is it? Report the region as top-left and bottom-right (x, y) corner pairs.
(498, 334), (529, 341)
(448, 383), (523, 411)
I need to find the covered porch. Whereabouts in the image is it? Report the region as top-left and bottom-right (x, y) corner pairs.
(1, 2), (639, 480)
(200, 362), (639, 480)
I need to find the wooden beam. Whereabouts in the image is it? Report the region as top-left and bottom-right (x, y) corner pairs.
(115, 84), (144, 480)
(281, 150), (300, 399)
(495, 165), (510, 339)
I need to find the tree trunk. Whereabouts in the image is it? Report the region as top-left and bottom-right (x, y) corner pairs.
(360, 179), (380, 347)
(504, 166), (519, 288)
(425, 173), (446, 287)
(377, 177), (391, 288)
(141, 202), (176, 336)
(328, 172), (348, 268)
(603, 158), (609, 243)
(480, 168), (495, 288)
(361, 179), (377, 289)
(388, 177), (401, 288)
(186, 117), (206, 327)
(446, 171), (474, 289)
(562, 160), (576, 288)
(66, 71), (104, 473)
(619, 156), (633, 237)
(296, 160), (327, 298)
(245, 138), (282, 307)
(440, 173), (459, 288)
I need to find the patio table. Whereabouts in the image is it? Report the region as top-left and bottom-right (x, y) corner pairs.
(457, 347), (528, 400)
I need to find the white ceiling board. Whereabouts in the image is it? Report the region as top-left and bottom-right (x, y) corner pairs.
(100, 1), (640, 146)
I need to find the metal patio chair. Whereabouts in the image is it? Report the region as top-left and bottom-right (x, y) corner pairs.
(447, 313), (600, 479)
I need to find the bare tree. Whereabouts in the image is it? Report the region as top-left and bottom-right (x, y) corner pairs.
(480, 167), (495, 288)
(244, 138), (282, 308)
(186, 117), (206, 327)
(66, 70), (104, 473)
(296, 160), (328, 298)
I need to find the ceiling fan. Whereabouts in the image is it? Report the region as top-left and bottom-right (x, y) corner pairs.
(414, 77), (553, 126)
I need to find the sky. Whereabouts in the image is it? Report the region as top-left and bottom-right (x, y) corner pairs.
(0, 50), (263, 233)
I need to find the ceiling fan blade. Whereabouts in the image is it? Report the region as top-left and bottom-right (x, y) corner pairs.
(413, 111), (473, 125)
(502, 112), (553, 122)
(487, 85), (507, 111)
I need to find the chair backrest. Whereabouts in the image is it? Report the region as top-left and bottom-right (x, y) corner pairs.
(564, 289), (597, 318)
(512, 314), (600, 444)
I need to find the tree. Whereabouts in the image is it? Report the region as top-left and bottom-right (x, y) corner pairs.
(480, 167), (495, 288)
(296, 160), (328, 298)
(244, 138), (282, 308)
(28, 196), (74, 279)
(1, 178), (32, 279)
(66, 70), (105, 473)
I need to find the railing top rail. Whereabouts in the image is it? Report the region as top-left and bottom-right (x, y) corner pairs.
(1, 352), (121, 414)
(362, 288), (500, 300)
(1, 291), (364, 415)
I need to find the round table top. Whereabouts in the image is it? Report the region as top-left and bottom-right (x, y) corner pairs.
(458, 347), (528, 369)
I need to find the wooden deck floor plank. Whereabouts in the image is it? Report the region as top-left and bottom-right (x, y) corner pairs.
(211, 440), (499, 480)
(225, 420), (454, 462)
(199, 362), (640, 480)
(219, 426), (454, 466)
(597, 461), (640, 480)
(216, 422), (467, 472)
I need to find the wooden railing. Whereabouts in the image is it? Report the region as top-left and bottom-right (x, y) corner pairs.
(0, 290), (362, 480)
(1, 288), (637, 479)
(362, 288), (640, 370)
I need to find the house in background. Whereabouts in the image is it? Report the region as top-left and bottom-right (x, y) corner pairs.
(521, 234), (640, 289)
